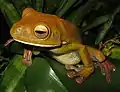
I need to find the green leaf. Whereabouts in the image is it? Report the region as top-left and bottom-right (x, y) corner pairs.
(1, 47), (120, 92)
(42, 55), (120, 92)
(55, 0), (80, 17)
(110, 47), (120, 60)
(32, 0), (44, 12)
(0, 55), (27, 92)
(95, 6), (120, 44)
(0, 0), (20, 27)
(25, 57), (68, 92)
(44, 0), (62, 14)
(66, 0), (98, 25)
(11, 0), (32, 15)
(95, 17), (114, 44)
(82, 15), (109, 32)
(10, 42), (24, 54)
(0, 55), (69, 92)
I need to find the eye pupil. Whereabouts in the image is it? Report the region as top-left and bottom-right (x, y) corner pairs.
(35, 30), (46, 34)
(35, 30), (48, 38)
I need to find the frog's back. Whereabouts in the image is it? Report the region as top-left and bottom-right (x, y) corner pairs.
(56, 17), (82, 43)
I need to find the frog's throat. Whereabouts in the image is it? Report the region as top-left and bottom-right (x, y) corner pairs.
(14, 39), (58, 47)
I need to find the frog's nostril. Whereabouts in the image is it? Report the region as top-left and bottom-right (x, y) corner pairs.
(16, 27), (22, 34)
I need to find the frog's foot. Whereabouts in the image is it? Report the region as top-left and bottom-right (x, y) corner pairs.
(65, 65), (94, 84)
(23, 49), (32, 66)
(65, 64), (84, 72)
(98, 60), (116, 83)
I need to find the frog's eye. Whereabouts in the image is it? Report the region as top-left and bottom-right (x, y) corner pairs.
(34, 25), (49, 39)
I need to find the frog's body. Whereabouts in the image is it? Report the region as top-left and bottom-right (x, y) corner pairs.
(9, 8), (115, 84)
(52, 51), (80, 65)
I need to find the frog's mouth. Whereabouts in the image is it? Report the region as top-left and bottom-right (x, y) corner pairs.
(14, 39), (58, 47)
(4, 38), (59, 47)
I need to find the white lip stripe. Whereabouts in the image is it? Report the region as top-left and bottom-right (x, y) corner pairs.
(14, 39), (58, 47)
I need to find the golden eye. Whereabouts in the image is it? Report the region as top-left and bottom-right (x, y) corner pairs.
(34, 25), (49, 39)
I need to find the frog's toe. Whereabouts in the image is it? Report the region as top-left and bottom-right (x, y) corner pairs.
(67, 71), (85, 84)
(65, 64), (84, 72)
(23, 49), (32, 66)
(76, 67), (94, 84)
(65, 65), (75, 70)
(67, 70), (83, 78)
(67, 66), (94, 84)
(67, 71), (78, 78)
(22, 58), (32, 66)
(98, 60), (116, 83)
(75, 77), (85, 84)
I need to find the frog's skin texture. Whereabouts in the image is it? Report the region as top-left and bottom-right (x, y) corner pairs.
(8, 8), (115, 84)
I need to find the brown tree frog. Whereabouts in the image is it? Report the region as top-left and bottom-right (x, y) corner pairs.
(5, 8), (115, 84)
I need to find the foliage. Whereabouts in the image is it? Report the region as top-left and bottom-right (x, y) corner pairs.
(0, 0), (120, 92)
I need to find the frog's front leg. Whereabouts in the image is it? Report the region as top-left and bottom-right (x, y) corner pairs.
(67, 45), (94, 84)
(23, 49), (32, 66)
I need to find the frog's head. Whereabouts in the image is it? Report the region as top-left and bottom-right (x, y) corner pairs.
(10, 8), (61, 47)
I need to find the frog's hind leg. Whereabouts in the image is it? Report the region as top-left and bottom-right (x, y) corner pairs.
(66, 45), (95, 84)
(86, 46), (116, 83)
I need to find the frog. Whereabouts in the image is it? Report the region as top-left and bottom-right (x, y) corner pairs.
(5, 8), (116, 84)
